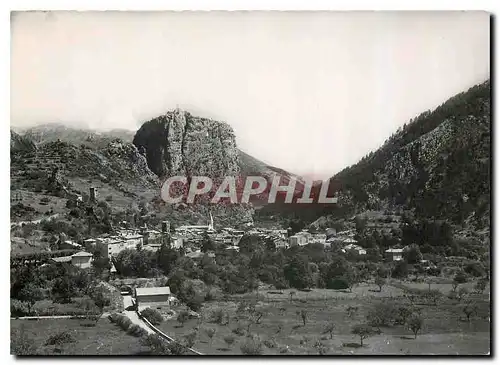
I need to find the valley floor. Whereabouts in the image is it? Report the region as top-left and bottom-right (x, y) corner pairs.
(11, 282), (491, 356)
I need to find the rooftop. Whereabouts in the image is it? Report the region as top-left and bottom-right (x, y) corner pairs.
(72, 251), (93, 257)
(52, 256), (72, 263)
(136, 286), (171, 296)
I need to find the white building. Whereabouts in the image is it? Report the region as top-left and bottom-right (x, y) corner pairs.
(97, 237), (134, 259)
(342, 244), (367, 255)
(311, 234), (327, 244)
(52, 251), (93, 269)
(71, 251), (93, 268)
(385, 248), (404, 261)
(289, 231), (313, 247)
(135, 286), (171, 310)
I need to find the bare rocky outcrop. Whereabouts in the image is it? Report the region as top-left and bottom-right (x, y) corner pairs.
(133, 109), (240, 179)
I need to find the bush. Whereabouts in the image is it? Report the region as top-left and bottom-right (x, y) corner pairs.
(141, 334), (173, 355)
(186, 295), (203, 312)
(427, 267), (441, 276)
(328, 278), (350, 290)
(240, 337), (263, 355)
(392, 261), (409, 278)
(140, 308), (164, 325)
(108, 312), (120, 322)
(127, 324), (148, 337)
(367, 302), (397, 328)
(223, 335), (236, 348)
(44, 331), (76, 346)
(232, 325), (246, 336)
(183, 331), (197, 348)
(105, 195), (113, 202)
(11, 300), (30, 317)
(263, 337), (277, 348)
(453, 271), (468, 284)
(177, 310), (189, 326)
(211, 308), (224, 324)
(204, 290), (216, 301)
(111, 314), (133, 331)
(464, 262), (485, 277)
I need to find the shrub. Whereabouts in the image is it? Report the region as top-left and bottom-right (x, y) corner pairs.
(392, 261), (409, 278)
(240, 337), (263, 355)
(328, 278), (350, 290)
(177, 310), (189, 327)
(427, 267), (441, 276)
(127, 324), (148, 337)
(211, 308), (224, 324)
(108, 312), (120, 322)
(183, 331), (197, 348)
(140, 334), (173, 355)
(464, 262), (485, 277)
(44, 331), (76, 346)
(224, 335), (236, 348)
(204, 290), (216, 301)
(345, 305), (359, 318)
(11, 300), (30, 317)
(263, 337), (277, 348)
(457, 287), (469, 302)
(367, 302), (397, 328)
(453, 271), (468, 285)
(105, 195), (113, 202)
(474, 277), (488, 293)
(119, 316), (133, 330)
(140, 308), (163, 325)
(313, 340), (328, 355)
(112, 314), (133, 331)
(232, 325), (246, 336)
(167, 341), (188, 355)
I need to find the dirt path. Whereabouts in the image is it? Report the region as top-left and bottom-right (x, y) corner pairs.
(121, 295), (154, 335)
(11, 213), (60, 227)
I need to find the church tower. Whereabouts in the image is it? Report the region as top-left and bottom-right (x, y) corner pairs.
(208, 212), (214, 231)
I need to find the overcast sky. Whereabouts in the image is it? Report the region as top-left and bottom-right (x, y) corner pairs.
(11, 11), (490, 179)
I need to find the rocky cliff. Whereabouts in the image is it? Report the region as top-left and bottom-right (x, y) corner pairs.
(133, 109), (240, 179)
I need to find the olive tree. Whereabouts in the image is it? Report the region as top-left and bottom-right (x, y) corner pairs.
(406, 314), (424, 339)
(351, 324), (375, 346)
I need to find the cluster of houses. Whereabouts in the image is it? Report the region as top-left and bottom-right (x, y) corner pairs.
(288, 228), (411, 261)
(49, 210), (412, 274)
(288, 229), (367, 255)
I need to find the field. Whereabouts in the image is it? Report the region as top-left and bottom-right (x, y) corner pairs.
(11, 318), (145, 355)
(158, 283), (490, 355)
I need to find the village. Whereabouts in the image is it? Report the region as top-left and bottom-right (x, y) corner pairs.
(11, 181), (489, 356)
